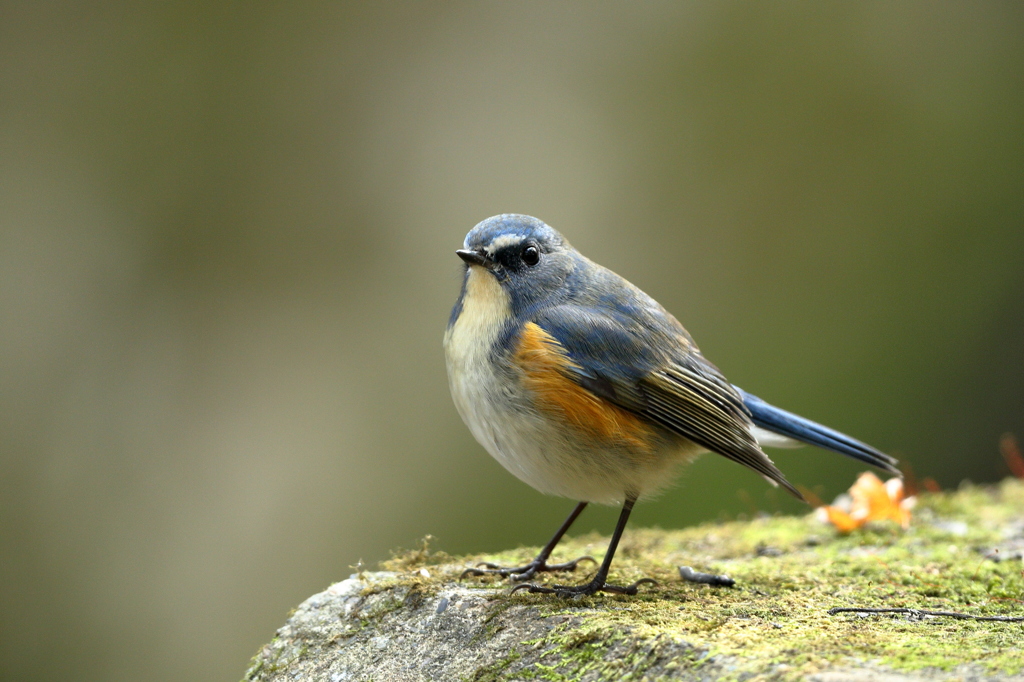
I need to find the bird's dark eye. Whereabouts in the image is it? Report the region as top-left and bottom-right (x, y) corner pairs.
(522, 245), (540, 266)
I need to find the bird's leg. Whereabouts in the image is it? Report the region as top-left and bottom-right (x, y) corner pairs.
(461, 501), (595, 582)
(511, 495), (657, 597)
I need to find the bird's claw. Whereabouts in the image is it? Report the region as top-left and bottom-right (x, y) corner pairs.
(459, 555), (596, 582)
(510, 577), (658, 598)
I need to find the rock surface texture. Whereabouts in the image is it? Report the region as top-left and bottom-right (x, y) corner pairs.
(244, 480), (1024, 681)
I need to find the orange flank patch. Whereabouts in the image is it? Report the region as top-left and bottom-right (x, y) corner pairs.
(515, 322), (655, 453)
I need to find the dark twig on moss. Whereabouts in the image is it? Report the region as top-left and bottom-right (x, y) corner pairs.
(828, 607), (1024, 622)
(678, 566), (735, 587)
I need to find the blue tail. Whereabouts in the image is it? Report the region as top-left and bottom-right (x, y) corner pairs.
(736, 388), (900, 476)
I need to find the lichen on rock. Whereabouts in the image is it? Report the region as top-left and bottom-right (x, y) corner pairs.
(244, 479), (1024, 681)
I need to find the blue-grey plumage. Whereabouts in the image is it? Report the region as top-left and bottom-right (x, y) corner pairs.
(446, 214), (898, 596)
(444, 214), (898, 508)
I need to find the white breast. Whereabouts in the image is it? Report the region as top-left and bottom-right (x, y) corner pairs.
(443, 267), (529, 481)
(444, 267), (698, 504)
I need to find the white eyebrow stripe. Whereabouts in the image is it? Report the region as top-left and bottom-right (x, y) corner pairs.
(486, 234), (525, 253)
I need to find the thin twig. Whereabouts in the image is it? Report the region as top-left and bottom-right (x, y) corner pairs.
(679, 566), (735, 587)
(829, 607), (1024, 622)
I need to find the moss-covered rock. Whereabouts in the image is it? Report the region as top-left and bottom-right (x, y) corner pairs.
(244, 479), (1024, 681)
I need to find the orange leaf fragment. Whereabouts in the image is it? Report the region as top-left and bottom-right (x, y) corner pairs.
(817, 472), (915, 533)
(820, 506), (861, 533)
(1000, 433), (1024, 479)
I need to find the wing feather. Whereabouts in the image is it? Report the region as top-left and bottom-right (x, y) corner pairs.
(530, 305), (803, 500)
(640, 366), (802, 499)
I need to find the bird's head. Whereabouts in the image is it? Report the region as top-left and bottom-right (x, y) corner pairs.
(456, 214), (578, 311)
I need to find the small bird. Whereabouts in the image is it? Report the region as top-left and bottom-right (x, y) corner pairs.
(444, 214), (898, 597)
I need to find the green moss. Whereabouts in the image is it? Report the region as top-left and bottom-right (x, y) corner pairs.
(441, 478), (1024, 679)
(247, 479), (1021, 681)
(380, 534), (453, 571)
(467, 594), (521, 645)
(465, 651), (522, 682)
(515, 621), (655, 681)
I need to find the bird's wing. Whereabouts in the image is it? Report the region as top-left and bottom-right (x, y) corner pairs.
(529, 306), (802, 499)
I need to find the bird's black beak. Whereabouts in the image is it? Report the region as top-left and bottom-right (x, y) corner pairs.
(456, 249), (493, 269)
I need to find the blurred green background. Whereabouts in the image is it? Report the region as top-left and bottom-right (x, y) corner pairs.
(2, 2), (1022, 680)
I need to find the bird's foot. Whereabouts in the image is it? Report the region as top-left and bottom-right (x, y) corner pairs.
(460, 555), (596, 582)
(509, 576), (657, 598)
